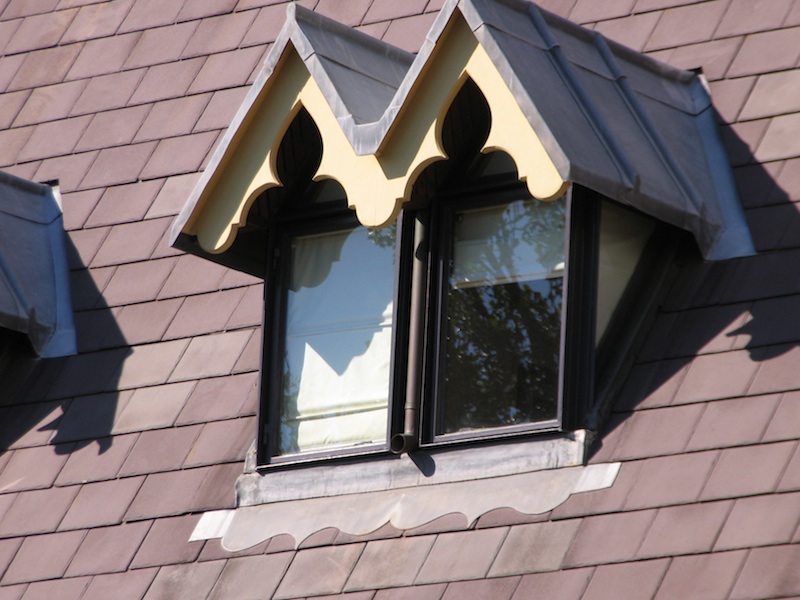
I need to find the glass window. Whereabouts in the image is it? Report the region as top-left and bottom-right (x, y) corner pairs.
(437, 197), (566, 435)
(277, 224), (396, 456)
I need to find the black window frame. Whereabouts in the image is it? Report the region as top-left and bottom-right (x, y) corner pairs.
(256, 173), (611, 467)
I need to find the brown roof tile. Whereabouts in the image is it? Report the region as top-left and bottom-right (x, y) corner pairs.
(225, 284), (263, 329)
(714, 491), (800, 550)
(191, 461), (241, 511)
(208, 553), (294, 600)
(415, 528), (507, 584)
(128, 57), (205, 105)
(0, 54), (25, 93)
(382, 12), (438, 53)
(75, 104), (151, 153)
(741, 70), (800, 122)
(315, 0), (372, 26)
(165, 288), (246, 339)
(183, 416), (254, 467)
(3, 9), (78, 55)
(116, 339), (189, 390)
(0, 18), (20, 55)
(55, 431), (138, 485)
(644, 1), (728, 51)
(120, 425), (202, 476)
(115, 298), (183, 346)
(0, 486), (76, 536)
(728, 26), (800, 77)
(593, 12), (660, 51)
(655, 550), (746, 600)
(124, 467), (209, 520)
(187, 46), (265, 94)
(129, 513), (204, 568)
(135, 95), (209, 143)
(363, 0), (428, 24)
(142, 561), (226, 600)
(80, 141), (157, 188)
(708, 76), (756, 124)
(124, 21), (198, 70)
(232, 328), (260, 373)
(175, 372), (258, 425)
(65, 520), (151, 577)
(717, 0), (793, 37)
(112, 380), (193, 433)
(101, 257), (177, 306)
(179, 0), (238, 21)
(58, 476), (144, 530)
(662, 36), (743, 81)
(2, 0), (59, 19)
(511, 568), (592, 600)
(0, 89), (27, 128)
(700, 441), (795, 500)
(86, 179), (163, 227)
(194, 86), (248, 133)
(344, 536), (434, 591)
(611, 404), (704, 460)
(91, 218), (169, 267)
(562, 510), (656, 568)
(0, 444), (71, 493)
(140, 130), (218, 179)
(240, 4), (293, 46)
(13, 80), (86, 126)
(275, 543), (365, 599)
(3, 530), (85, 584)
(19, 114), (92, 161)
(68, 226), (109, 267)
(0, 401), (62, 450)
(118, 0), (184, 33)
(764, 390), (800, 442)
(63, 188), (102, 229)
(19, 577), (91, 600)
(755, 113), (800, 162)
(146, 172), (201, 218)
(686, 394), (778, 451)
(569, 0), (637, 24)
(71, 69), (145, 115)
(66, 32), (141, 80)
(624, 452), (718, 510)
(0, 537), (22, 584)
(775, 442), (800, 491)
(80, 568), (159, 600)
(637, 500), (732, 559)
(749, 344), (800, 395)
(181, 11), (257, 59)
(488, 520), (580, 576)
(61, 0), (134, 43)
(169, 330), (252, 381)
(581, 559), (670, 600)
(730, 544), (800, 599)
(51, 391), (130, 445)
(673, 350), (758, 404)
(441, 577), (520, 600)
(157, 254), (227, 298)
(0, 126), (33, 167)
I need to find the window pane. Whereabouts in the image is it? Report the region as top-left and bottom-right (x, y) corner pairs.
(281, 225), (395, 455)
(441, 198), (565, 434)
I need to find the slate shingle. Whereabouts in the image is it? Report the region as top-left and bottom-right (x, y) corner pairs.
(344, 536), (435, 591)
(58, 476), (145, 530)
(3, 530), (85, 584)
(65, 521), (151, 577)
(130, 513), (204, 568)
(415, 528), (508, 584)
(275, 543), (365, 599)
(61, 0), (134, 44)
(581, 559), (670, 600)
(80, 568), (159, 600)
(141, 561), (226, 600)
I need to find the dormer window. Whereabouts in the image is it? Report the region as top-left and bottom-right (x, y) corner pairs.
(172, 0), (752, 481)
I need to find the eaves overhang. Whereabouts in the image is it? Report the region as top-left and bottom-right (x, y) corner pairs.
(170, 0), (754, 265)
(0, 171), (76, 358)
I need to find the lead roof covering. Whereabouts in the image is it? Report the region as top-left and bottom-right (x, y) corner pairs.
(0, 171), (76, 358)
(173, 0), (754, 262)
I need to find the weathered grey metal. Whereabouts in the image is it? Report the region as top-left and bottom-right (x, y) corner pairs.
(172, 0), (753, 265)
(0, 171), (76, 357)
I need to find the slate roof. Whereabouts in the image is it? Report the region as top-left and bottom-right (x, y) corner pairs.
(0, 0), (799, 599)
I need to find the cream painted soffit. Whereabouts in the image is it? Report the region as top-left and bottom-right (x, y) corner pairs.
(170, 0), (753, 262)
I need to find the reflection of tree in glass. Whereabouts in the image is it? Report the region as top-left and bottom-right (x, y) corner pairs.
(443, 279), (562, 432)
(441, 198), (565, 433)
(366, 222), (396, 249)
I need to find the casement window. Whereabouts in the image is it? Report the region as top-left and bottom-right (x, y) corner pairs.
(255, 86), (667, 466)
